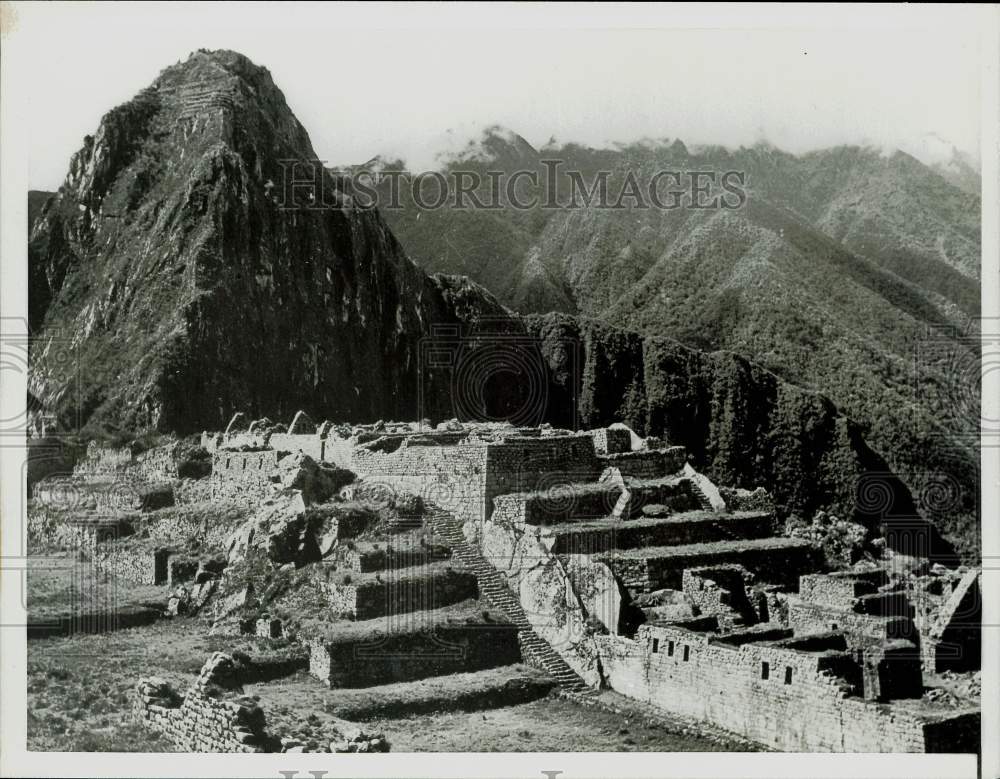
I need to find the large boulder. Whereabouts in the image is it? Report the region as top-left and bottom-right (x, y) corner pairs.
(480, 518), (601, 687)
(563, 555), (624, 635)
(225, 491), (375, 566)
(225, 492), (306, 563)
(518, 559), (602, 687)
(275, 452), (353, 505)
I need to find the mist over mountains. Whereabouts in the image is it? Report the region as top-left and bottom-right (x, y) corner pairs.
(370, 128), (982, 559)
(27, 50), (977, 560)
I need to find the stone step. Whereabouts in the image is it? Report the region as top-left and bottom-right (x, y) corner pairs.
(425, 508), (590, 691)
(594, 536), (819, 593)
(548, 510), (775, 554)
(689, 481), (715, 512)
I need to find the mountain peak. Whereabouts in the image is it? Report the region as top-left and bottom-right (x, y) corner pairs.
(153, 49), (276, 94)
(443, 124), (540, 167)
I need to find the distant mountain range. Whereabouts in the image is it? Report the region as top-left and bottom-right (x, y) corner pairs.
(26, 51), (971, 560)
(369, 129), (982, 559)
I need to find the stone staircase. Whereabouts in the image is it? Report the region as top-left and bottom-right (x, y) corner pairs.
(689, 480), (715, 512)
(424, 508), (590, 693)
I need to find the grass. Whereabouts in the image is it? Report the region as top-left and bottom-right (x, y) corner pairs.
(24, 552), (759, 754)
(25, 551), (305, 752)
(240, 666), (755, 751)
(241, 664), (553, 735)
(27, 616), (308, 752)
(301, 597), (509, 644)
(26, 552), (167, 620)
(26, 616), (756, 753)
(376, 696), (756, 752)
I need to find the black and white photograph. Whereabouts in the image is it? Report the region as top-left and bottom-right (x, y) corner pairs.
(0, 3), (996, 777)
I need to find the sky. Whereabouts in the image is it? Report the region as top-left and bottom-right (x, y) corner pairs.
(6, 2), (986, 190)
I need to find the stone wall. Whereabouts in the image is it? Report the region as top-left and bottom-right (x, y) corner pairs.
(683, 565), (755, 628)
(136, 651), (388, 754)
(596, 624), (977, 752)
(94, 544), (171, 585)
(29, 604), (161, 638)
(268, 433), (324, 461)
(484, 436), (602, 519)
(787, 598), (916, 648)
(308, 624), (521, 687)
(134, 657), (269, 753)
(173, 478), (214, 505)
(138, 502), (250, 553)
(798, 570), (887, 608)
(28, 514), (137, 557)
(549, 512), (774, 556)
(597, 447), (688, 479)
(352, 441), (490, 525)
(93, 482), (175, 513)
(491, 482), (622, 527)
(133, 444), (180, 480)
(74, 442), (134, 476)
(789, 569), (919, 651)
(318, 569), (479, 620)
(211, 450), (281, 505)
(589, 427), (632, 455)
(600, 539), (818, 593)
(323, 436), (356, 469)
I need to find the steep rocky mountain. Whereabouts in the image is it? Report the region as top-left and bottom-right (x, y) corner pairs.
(28, 50), (515, 432)
(28, 50), (957, 560)
(375, 130), (981, 559)
(28, 190), (56, 231)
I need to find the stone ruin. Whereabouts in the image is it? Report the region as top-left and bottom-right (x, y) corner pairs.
(135, 652), (388, 753)
(28, 410), (982, 753)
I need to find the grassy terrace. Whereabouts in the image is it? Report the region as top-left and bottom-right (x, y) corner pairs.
(26, 553), (167, 621)
(319, 558), (473, 587)
(380, 694), (760, 752)
(548, 509), (775, 553)
(300, 597), (509, 644)
(26, 617), (298, 752)
(596, 535), (814, 561)
(244, 664), (553, 723)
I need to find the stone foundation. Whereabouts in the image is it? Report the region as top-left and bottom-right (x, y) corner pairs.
(308, 624), (521, 687)
(318, 568), (479, 620)
(598, 537), (818, 593)
(135, 652), (388, 754)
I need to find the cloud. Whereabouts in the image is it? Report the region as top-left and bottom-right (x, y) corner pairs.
(13, 4), (983, 188)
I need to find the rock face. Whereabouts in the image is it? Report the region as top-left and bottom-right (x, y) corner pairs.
(479, 514), (604, 686)
(29, 49), (509, 433)
(563, 555), (623, 635)
(28, 49), (941, 555)
(274, 452), (351, 504)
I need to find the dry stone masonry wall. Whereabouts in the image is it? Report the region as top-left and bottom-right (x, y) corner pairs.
(596, 623), (978, 752)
